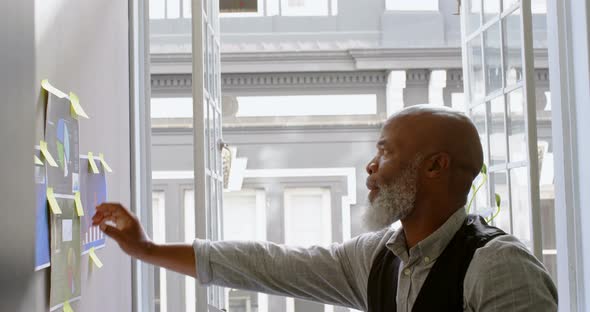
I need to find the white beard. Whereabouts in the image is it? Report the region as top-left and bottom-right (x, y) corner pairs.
(362, 158), (420, 231)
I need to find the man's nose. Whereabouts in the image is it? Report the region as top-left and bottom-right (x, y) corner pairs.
(366, 158), (378, 175)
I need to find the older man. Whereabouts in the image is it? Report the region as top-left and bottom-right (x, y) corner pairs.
(93, 105), (557, 311)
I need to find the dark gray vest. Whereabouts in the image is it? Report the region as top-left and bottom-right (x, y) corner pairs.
(367, 215), (506, 312)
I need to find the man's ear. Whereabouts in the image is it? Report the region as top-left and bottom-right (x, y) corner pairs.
(425, 153), (451, 178)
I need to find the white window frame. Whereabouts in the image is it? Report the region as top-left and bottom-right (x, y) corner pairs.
(546, 0), (590, 310)
(461, 0), (543, 257)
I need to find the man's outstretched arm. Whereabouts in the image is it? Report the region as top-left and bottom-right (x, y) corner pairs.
(92, 203), (197, 277)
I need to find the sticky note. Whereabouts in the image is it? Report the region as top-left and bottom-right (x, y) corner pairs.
(34, 155), (43, 166)
(41, 79), (68, 98)
(63, 300), (74, 312)
(88, 152), (99, 174)
(98, 153), (113, 173)
(74, 192), (84, 216)
(40, 141), (58, 167)
(69, 92), (89, 119)
(89, 247), (103, 268)
(47, 187), (62, 215)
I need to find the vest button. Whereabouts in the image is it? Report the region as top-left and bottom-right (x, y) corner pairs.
(403, 268), (411, 276)
(424, 256), (431, 263)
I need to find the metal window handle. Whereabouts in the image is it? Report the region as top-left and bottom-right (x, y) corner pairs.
(218, 139), (230, 152)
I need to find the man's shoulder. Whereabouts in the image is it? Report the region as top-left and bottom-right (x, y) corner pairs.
(342, 227), (397, 264)
(472, 233), (537, 264)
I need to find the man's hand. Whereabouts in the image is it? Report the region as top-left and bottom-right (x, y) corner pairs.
(92, 202), (197, 277)
(92, 203), (152, 259)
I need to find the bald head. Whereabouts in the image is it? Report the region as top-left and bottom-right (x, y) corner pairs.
(383, 105), (483, 205)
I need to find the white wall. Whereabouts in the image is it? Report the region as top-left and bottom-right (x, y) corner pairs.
(0, 1), (132, 311)
(0, 1), (37, 311)
(34, 0), (132, 310)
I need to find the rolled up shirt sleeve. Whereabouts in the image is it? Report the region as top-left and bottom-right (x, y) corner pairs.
(192, 233), (388, 310)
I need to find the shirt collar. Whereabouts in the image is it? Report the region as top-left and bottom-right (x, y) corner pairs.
(386, 208), (467, 263)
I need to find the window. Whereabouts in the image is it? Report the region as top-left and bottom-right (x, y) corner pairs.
(284, 188), (331, 248)
(235, 94), (378, 117)
(152, 191), (167, 312)
(149, 0), (191, 19)
(151, 97), (193, 119)
(223, 189), (268, 312)
(184, 190), (196, 312)
(221, 0), (337, 17)
(385, 0), (439, 11)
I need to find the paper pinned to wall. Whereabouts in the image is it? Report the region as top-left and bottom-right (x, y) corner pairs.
(88, 247), (103, 268)
(40, 140), (59, 167)
(34, 155), (43, 166)
(74, 192), (84, 217)
(63, 301), (74, 312)
(69, 92), (89, 119)
(47, 187), (62, 215)
(98, 153), (113, 173)
(41, 79), (68, 99)
(87, 152), (99, 174)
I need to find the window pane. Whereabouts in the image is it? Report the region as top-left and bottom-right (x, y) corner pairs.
(235, 94), (378, 117)
(470, 103), (489, 165)
(468, 172), (490, 216)
(503, 0), (519, 11)
(184, 190), (196, 312)
(284, 188), (331, 247)
(484, 23), (503, 95)
(490, 171), (510, 232)
(167, 0), (181, 18)
(183, 0), (192, 18)
(510, 167), (532, 249)
(151, 98), (193, 119)
(483, 0), (500, 22)
(488, 97), (507, 165)
(467, 35), (485, 102)
(503, 9), (523, 86)
(466, 0), (482, 35)
(508, 88), (527, 162)
(150, 0), (166, 19)
(281, 0), (329, 16)
(385, 0), (439, 11)
(152, 191), (167, 312)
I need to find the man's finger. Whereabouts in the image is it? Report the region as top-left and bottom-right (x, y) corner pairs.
(100, 223), (124, 242)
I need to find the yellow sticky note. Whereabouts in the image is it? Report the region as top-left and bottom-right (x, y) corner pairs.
(74, 192), (84, 216)
(34, 155), (43, 166)
(88, 152), (99, 174)
(69, 92), (89, 119)
(47, 187), (62, 215)
(89, 247), (103, 268)
(41, 79), (68, 98)
(40, 141), (58, 167)
(63, 300), (74, 312)
(98, 153), (113, 173)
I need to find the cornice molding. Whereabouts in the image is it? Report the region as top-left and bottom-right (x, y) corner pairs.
(150, 47), (549, 74)
(152, 71), (389, 93)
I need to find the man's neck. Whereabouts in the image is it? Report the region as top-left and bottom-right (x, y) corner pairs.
(401, 203), (457, 249)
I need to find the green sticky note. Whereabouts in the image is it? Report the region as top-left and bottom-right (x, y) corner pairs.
(69, 92), (89, 119)
(89, 247), (103, 268)
(98, 153), (113, 173)
(74, 192), (84, 216)
(34, 155), (43, 166)
(88, 152), (99, 174)
(63, 300), (74, 312)
(41, 79), (68, 98)
(40, 141), (58, 167)
(47, 187), (62, 215)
